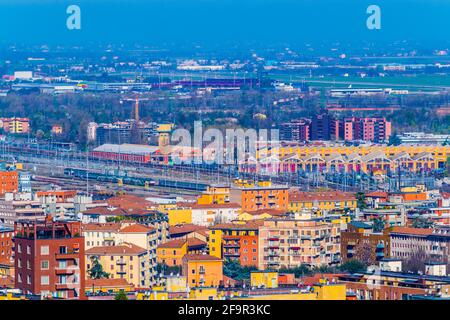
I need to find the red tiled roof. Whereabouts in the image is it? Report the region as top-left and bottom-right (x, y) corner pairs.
(289, 191), (356, 202)
(82, 223), (121, 232)
(106, 194), (156, 210)
(86, 243), (147, 255)
(186, 237), (207, 248)
(300, 273), (343, 286)
(366, 191), (389, 198)
(119, 224), (154, 233)
(158, 239), (187, 249)
(211, 220), (264, 231)
(390, 227), (433, 236)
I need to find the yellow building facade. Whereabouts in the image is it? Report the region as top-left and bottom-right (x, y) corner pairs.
(250, 271), (279, 288)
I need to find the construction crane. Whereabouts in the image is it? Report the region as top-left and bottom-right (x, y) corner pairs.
(120, 94), (150, 123)
(120, 94), (151, 144)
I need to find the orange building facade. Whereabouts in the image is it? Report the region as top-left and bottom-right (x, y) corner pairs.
(241, 186), (289, 212)
(181, 254), (223, 288)
(209, 221), (263, 267)
(0, 171), (19, 196)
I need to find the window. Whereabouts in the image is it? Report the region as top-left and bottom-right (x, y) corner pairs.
(27, 275), (32, 285)
(26, 245), (31, 255)
(17, 244), (22, 254)
(40, 246), (49, 255)
(41, 276), (50, 285)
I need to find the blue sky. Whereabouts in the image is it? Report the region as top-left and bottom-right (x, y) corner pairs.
(0, 0), (449, 48)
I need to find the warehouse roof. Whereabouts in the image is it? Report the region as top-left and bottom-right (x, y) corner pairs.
(93, 143), (160, 155)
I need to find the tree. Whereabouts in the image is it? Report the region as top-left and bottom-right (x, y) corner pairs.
(354, 242), (375, 266)
(278, 264), (313, 277)
(372, 217), (386, 233)
(88, 257), (110, 279)
(412, 217), (433, 229)
(114, 290), (128, 300)
(388, 133), (401, 146)
(403, 248), (429, 273)
(339, 259), (367, 273)
(356, 192), (367, 210)
(223, 259), (258, 280)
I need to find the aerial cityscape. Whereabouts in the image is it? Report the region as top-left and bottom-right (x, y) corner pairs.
(1, 0), (450, 304)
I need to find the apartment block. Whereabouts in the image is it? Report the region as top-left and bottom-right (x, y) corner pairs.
(85, 243), (149, 288)
(181, 254), (223, 288)
(14, 219), (85, 299)
(258, 219), (341, 270)
(241, 183), (289, 212)
(209, 221), (263, 267)
(0, 225), (14, 264)
(340, 221), (390, 263)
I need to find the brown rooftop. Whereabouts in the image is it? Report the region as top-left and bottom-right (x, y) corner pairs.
(86, 242), (147, 255)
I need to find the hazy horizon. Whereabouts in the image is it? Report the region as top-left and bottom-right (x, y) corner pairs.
(1, 0), (449, 49)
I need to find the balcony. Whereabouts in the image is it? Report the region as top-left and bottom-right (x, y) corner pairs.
(117, 270), (126, 275)
(116, 259), (126, 265)
(223, 243), (240, 248)
(55, 252), (79, 260)
(55, 268), (75, 275)
(55, 283), (71, 290)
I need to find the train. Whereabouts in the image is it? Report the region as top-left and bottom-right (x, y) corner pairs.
(63, 168), (209, 191)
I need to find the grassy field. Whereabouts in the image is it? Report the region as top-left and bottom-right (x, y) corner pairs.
(271, 74), (450, 90)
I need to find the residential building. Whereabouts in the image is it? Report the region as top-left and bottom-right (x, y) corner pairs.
(338, 261), (450, 300)
(209, 220), (263, 267)
(310, 113), (339, 141)
(0, 193), (46, 227)
(85, 243), (149, 288)
(390, 226), (450, 262)
(189, 202), (241, 227)
(181, 254), (223, 288)
(241, 182), (289, 212)
(0, 117), (30, 134)
(14, 219), (85, 299)
(258, 219), (341, 270)
(0, 225), (14, 264)
(280, 119), (311, 142)
(157, 238), (207, 267)
(82, 222), (159, 285)
(340, 221), (390, 263)
(0, 171), (18, 196)
(339, 117), (391, 143)
(288, 191), (357, 213)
